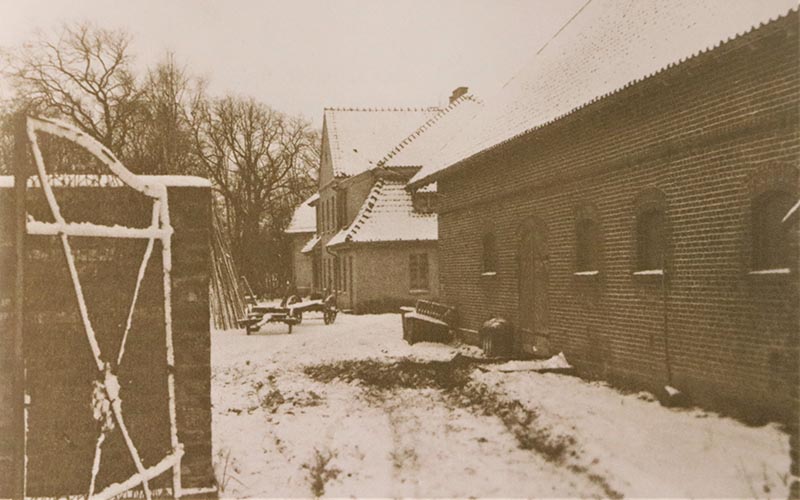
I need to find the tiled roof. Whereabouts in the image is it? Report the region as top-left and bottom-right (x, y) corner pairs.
(285, 194), (317, 233)
(379, 94), (483, 169)
(324, 107), (440, 177)
(410, 0), (798, 188)
(327, 179), (437, 247)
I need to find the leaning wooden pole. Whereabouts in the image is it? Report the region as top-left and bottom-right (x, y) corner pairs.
(12, 112), (28, 500)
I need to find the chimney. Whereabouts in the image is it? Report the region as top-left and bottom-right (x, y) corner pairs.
(449, 86), (468, 104)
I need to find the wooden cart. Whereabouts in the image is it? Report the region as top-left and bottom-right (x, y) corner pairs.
(240, 294), (338, 334)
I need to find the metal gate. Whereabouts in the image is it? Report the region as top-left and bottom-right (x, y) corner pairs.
(15, 117), (186, 499)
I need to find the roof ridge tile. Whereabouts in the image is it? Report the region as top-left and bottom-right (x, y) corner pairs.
(376, 94), (482, 167)
(324, 106), (442, 113)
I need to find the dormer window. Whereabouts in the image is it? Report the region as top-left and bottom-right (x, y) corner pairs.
(412, 191), (438, 214)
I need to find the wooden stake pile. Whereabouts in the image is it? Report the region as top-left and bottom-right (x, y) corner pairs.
(210, 207), (247, 330)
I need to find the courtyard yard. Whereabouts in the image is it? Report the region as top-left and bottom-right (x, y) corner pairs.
(211, 312), (792, 498)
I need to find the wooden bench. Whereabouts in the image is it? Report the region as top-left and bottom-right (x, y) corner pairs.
(400, 300), (457, 344)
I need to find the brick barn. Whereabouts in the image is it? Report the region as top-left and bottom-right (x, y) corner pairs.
(408, 1), (799, 420)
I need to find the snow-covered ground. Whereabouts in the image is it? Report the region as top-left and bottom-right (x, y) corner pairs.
(211, 312), (792, 498)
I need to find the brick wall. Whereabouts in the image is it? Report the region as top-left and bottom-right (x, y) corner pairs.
(0, 178), (215, 496)
(437, 13), (799, 420)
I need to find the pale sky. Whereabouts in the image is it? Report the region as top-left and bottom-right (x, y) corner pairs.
(0, 0), (586, 125)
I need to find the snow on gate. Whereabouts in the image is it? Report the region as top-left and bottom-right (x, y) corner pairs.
(0, 117), (215, 499)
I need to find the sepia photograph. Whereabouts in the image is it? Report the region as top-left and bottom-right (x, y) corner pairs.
(0, 0), (798, 498)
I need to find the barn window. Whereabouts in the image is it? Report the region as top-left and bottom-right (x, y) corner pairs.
(752, 190), (795, 271)
(409, 253), (429, 290)
(636, 208), (665, 272)
(576, 217), (598, 273)
(482, 232), (498, 274)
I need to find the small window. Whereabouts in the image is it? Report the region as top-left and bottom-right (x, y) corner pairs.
(338, 191), (348, 228)
(576, 218), (598, 272)
(752, 190), (794, 271)
(637, 208), (665, 271)
(482, 232), (497, 274)
(332, 196), (338, 231)
(412, 192), (438, 214)
(409, 253), (429, 290)
(326, 199), (332, 232)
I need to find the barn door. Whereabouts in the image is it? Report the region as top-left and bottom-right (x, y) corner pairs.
(517, 218), (550, 356)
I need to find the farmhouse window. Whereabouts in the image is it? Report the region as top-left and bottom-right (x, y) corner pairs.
(412, 192), (438, 214)
(338, 191), (348, 228)
(340, 255), (347, 291)
(752, 190), (795, 271)
(409, 253), (429, 290)
(334, 257), (339, 291)
(349, 256), (354, 294)
(482, 232), (498, 274)
(636, 208), (665, 271)
(327, 198), (332, 232)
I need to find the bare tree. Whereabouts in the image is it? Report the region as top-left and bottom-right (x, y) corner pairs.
(127, 53), (204, 174)
(4, 22), (141, 156)
(191, 95), (319, 292)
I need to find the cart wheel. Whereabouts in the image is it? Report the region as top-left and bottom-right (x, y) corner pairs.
(329, 310), (337, 324)
(294, 311), (303, 324)
(288, 295), (301, 305)
(323, 310), (332, 325)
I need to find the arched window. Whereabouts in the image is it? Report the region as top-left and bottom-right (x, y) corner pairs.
(482, 232), (498, 274)
(633, 188), (668, 273)
(576, 217), (598, 272)
(752, 190), (795, 270)
(636, 208), (665, 271)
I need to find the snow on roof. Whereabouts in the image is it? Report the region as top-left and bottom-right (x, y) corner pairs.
(300, 234), (320, 254)
(327, 179), (436, 247)
(324, 107), (440, 178)
(286, 194), (318, 234)
(410, 0), (798, 188)
(379, 94), (483, 170)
